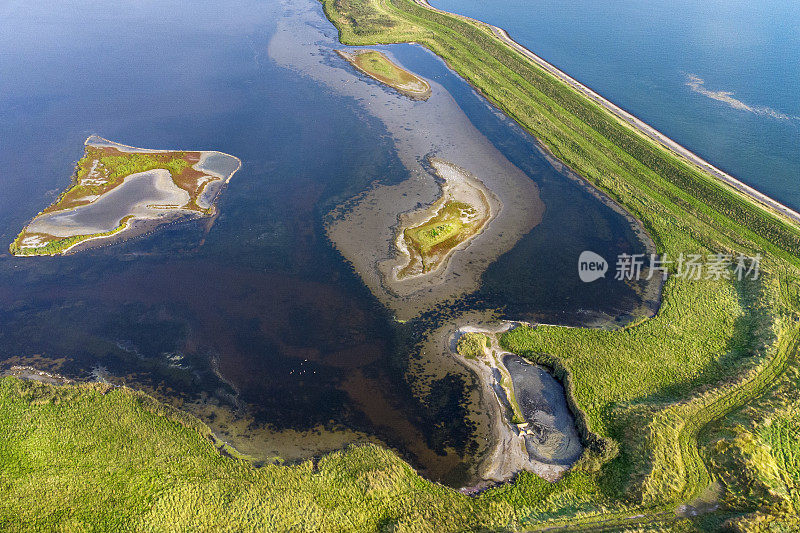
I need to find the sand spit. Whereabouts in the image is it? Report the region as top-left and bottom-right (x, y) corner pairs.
(451, 323), (582, 486)
(336, 49), (432, 100)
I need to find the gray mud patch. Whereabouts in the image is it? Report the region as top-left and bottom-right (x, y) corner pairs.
(444, 320), (583, 485)
(27, 169), (191, 237)
(502, 353), (582, 465)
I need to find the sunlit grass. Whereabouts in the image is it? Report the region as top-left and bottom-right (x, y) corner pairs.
(0, 377), (515, 532)
(348, 49), (430, 97)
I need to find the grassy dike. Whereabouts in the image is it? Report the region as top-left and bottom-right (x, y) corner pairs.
(318, 0), (800, 528)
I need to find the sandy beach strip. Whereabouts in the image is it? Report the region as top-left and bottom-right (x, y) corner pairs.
(411, 0), (800, 228)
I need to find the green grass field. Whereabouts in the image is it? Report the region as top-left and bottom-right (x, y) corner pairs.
(760, 409), (800, 496)
(455, 332), (489, 360)
(402, 201), (481, 274)
(407, 221), (460, 252)
(0, 377), (515, 532)
(3, 0), (800, 529)
(405, 201), (472, 253)
(357, 51), (409, 83)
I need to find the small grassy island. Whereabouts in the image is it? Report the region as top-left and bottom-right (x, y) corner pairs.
(336, 49), (432, 99)
(10, 136), (240, 256)
(392, 158), (495, 280)
(456, 331), (490, 360)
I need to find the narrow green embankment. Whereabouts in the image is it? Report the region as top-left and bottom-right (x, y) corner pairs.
(318, 0), (800, 528)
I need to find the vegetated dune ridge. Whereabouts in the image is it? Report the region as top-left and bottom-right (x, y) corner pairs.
(10, 135), (241, 256)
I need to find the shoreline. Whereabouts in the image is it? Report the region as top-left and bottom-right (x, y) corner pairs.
(412, 0), (800, 229)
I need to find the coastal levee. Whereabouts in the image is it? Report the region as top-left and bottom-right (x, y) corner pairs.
(320, 0), (800, 528)
(415, 0), (800, 229)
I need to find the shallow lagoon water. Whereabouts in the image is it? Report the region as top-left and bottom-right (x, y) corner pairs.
(1, 0), (654, 485)
(267, 8), (544, 319)
(197, 152), (242, 179)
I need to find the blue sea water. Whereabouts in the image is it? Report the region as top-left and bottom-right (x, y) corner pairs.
(432, 0), (800, 211)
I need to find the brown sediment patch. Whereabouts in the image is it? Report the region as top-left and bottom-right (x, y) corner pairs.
(184, 397), (377, 462)
(0, 355), (71, 377)
(337, 49), (432, 100)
